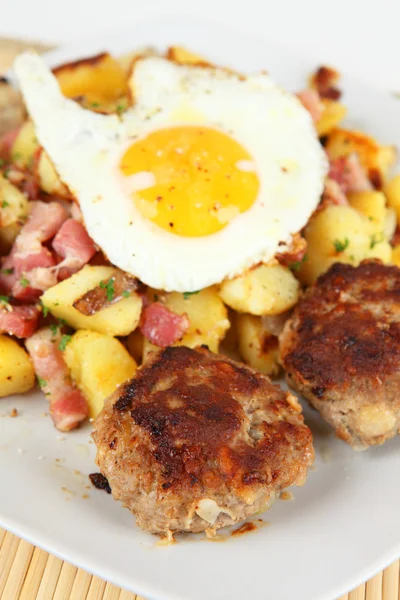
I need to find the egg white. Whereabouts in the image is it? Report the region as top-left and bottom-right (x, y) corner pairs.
(13, 52), (327, 292)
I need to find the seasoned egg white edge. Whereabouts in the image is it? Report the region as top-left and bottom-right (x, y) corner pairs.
(13, 52), (327, 292)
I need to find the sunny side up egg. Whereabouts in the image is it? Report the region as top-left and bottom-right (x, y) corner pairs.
(13, 52), (327, 292)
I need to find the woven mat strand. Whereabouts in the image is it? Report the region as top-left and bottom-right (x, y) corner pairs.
(0, 36), (399, 600)
(0, 528), (399, 600)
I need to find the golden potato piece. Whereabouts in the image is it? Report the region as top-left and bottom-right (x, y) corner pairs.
(299, 205), (392, 284)
(0, 335), (35, 397)
(11, 120), (38, 168)
(0, 173), (30, 253)
(126, 328), (144, 365)
(166, 46), (209, 65)
(385, 174), (400, 224)
(348, 190), (386, 233)
(316, 100), (347, 137)
(392, 245), (400, 267)
(54, 52), (128, 105)
(326, 128), (396, 187)
(37, 150), (71, 198)
(41, 265), (142, 336)
(64, 330), (137, 418)
(236, 313), (280, 376)
(219, 264), (299, 316)
(143, 286), (230, 360)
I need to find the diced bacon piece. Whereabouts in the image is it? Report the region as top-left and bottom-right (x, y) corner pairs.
(328, 154), (372, 194)
(52, 219), (96, 275)
(321, 178), (348, 207)
(26, 327), (89, 431)
(11, 281), (42, 302)
(311, 66), (341, 100)
(0, 304), (40, 338)
(140, 302), (189, 348)
(15, 200), (68, 253)
(70, 202), (83, 222)
(276, 233), (308, 267)
(12, 246), (55, 276)
(0, 255), (16, 293)
(296, 89), (324, 123)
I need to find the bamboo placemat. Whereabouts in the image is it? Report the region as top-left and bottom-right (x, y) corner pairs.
(0, 36), (399, 600)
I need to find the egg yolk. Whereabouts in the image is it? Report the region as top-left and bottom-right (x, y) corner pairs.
(120, 126), (260, 236)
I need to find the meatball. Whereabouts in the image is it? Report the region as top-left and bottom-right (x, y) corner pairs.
(280, 261), (400, 450)
(92, 346), (314, 535)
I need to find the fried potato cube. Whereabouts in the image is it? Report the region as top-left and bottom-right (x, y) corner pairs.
(166, 46), (209, 65)
(36, 150), (71, 198)
(0, 335), (35, 397)
(392, 245), (400, 268)
(384, 174), (400, 224)
(236, 314), (280, 376)
(219, 264), (300, 316)
(325, 128), (396, 186)
(299, 205), (392, 284)
(0, 173), (30, 253)
(64, 330), (137, 418)
(126, 328), (144, 364)
(316, 100), (347, 137)
(348, 190), (387, 233)
(11, 120), (38, 168)
(41, 265), (142, 336)
(53, 52), (128, 105)
(143, 286), (230, 359)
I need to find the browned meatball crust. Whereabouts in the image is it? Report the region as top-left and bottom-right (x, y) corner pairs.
(280, 260), (400, 450)
(92, 346), (314, 535)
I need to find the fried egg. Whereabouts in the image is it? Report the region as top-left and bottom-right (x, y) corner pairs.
(13, 52), (327, 292)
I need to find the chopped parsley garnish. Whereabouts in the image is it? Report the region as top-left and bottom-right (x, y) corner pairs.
(0, 295), (10, 304)
(1, 267), (14, 275)
(20, 277), (29, 288)
(59, 334), (72, 351)
(0, 158), (5, 168)
(99, 278), (115, 302)
(3, 167), (10, 179)
(90, 101), (100, 108)
(288, 254), (308, 272)
(49, 323), (58, 336)
(49, 318), (67, 336)
(333, 238), (349, 253)
(183, 290), (200, 300)
(1, 200), (9, 208)
(370, 233), (384, 249)
(40, 301), (49, 317)
(37, 376), (47, 388)
(122, 290), (130, 298)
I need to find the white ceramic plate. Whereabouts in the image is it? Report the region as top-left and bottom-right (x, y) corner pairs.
(2, 15), (400, 600)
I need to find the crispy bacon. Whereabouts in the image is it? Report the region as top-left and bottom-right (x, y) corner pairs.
(74, 270), (143, 316)
(311, 66), (341, 100)
(140, 302), (189, 347)
(0, 201), (68, 298)
(26, 327), (89, 432)
(321, 178), (348, 208)
(15, 201), (68, 252)
(0, 303), (39, 338)
(52, 218), (97, 276)
(296, 89), (324, 123)
(276, 233), (307, 267)
(328, 154), (372, 194)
